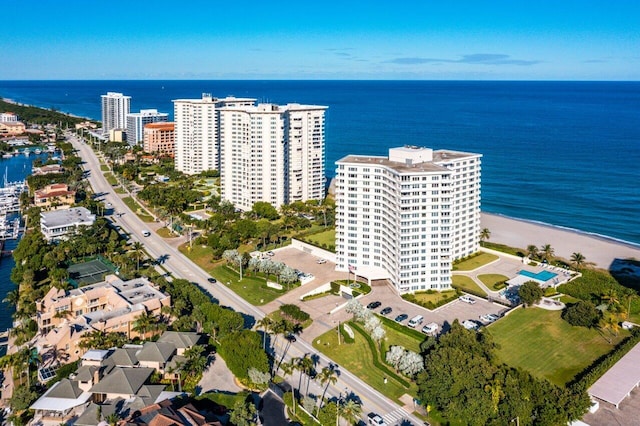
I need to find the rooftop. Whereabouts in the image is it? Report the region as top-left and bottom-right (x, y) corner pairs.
(40, 206), (95, 228)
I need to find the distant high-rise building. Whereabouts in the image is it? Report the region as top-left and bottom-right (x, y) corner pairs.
(101, 92), (131, 137)
(335, 146), (482, 294)
(219, 103), (326, 211)
(125, 109), (168, 146)
(173, 94), (255, 175)
(143, 122), (175, 157)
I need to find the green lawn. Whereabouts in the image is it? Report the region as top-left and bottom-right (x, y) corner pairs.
(122, 197), (154, 222)
(487, 308), (628, 385)
(212, 265), (286, 305)
(100, 165), (110, 172)
(481, 242), (525, 257)
(303, 228), (335, 249)
(478, 274), (509, 291)
(412, 290), (458, 307)
(156, 227), (178, 238)
(451, 275), (487, 296)
(313, 324), (418, 403)
(104, 173), (118, 186)
(453, 252), (498, 271)
(179, 243), (219, 273)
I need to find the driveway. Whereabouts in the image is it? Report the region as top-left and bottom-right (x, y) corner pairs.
(198, 355), (243, 394)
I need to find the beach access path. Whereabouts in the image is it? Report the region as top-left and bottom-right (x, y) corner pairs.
(481, 213), (640, 270)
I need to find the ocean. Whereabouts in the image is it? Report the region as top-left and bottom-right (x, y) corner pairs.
(0, 80), (638, 249)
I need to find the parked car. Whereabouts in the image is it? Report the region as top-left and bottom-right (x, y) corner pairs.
(367, 301), (382, 310)
(367, 412), (387, 426)
(316, 258), (327, 264)
(394, 314), (408, 323)
(267, 251), (275, 256)
(462, 320), (479, 330)
(408, 315), (424, 328)
(459, 295), (476, 304)
(480, 313), (499, 323)
(421, 322), (439, 334)
(380, 307), (393, 316)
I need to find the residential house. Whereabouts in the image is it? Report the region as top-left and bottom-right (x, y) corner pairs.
(39, 207), (96, 241)
(34, 183), (76, 210)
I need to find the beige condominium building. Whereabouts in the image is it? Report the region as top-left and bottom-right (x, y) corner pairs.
(35, 275), (171, 362)
(219, 102), (326, 211)
(143, 122), (175, 156)
(173, 93), (255, 175)
(335, 146), (482, 293)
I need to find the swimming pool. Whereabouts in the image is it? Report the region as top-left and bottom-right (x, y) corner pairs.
(519, 270), (558, 281)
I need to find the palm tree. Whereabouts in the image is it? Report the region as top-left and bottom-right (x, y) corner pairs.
(256, 317), (274, 350)
(184, 345), (207, 376)
(316, 365), (339, 416)
(526, 245), (539, 260)
(479, 228), (491, 244)
(133, 311), (154, 340)
(539, 244), (554, 262)
(296, 354), (314, 397)
(570, 252), (587, 269)
(130, 241), (144, 271)
(339, 399), (362, 425)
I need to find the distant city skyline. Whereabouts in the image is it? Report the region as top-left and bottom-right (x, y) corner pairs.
(1, 0), (638, 80)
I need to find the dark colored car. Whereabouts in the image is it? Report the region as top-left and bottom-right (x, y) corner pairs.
(394, 313), (408, 323)
(380, 307), (392, 315)
(207, 277), (217, 283)
(285, 333), (297, 342)
(367, 301), (382, 310)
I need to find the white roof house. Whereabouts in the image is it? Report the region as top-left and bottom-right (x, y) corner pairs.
(40, 207), (96, 241)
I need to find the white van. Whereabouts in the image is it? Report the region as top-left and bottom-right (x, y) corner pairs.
(407, 315), (424, 328)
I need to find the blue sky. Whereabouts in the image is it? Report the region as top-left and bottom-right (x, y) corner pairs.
(1, 0), (638, 80)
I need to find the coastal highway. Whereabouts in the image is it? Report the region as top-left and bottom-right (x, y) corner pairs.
(67, 131), (424, 426)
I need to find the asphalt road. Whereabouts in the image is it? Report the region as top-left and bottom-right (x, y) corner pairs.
(67, 131), (424, 426)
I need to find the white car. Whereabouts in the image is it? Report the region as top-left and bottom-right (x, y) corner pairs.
(367, 413), (387, 426)
(316, 258), (327, 264)
(459, 295), (476, 304)
(462, 320), (479, 330)
(142, 230), (151, 237)
(421, 322), (439, 334)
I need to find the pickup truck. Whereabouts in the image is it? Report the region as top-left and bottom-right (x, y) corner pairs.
(367, 412), (387, 426)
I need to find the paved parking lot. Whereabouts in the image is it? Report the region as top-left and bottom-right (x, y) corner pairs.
(266, 246), (512, 339)
(583, 388), (640, 425)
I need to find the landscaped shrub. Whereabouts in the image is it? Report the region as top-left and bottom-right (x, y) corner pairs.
(562, 301), (601, 328)
(330, 281), (340, 294)
(340, 323), (355, 343)
(279, 304), (310, 324)
(349, 322), (410, 387)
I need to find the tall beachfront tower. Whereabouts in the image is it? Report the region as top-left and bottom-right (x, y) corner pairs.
(335, 146), (482, 294)
(125, 109), (169, 146)
(173, 94), (255, 175)
(101, 92), (131, 137)
(218, 103), (326, 211)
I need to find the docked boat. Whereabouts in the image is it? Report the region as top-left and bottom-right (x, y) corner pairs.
(22, 148), (30, 156)
(2, 153), (12, 159)
(34, 148), (42, 155)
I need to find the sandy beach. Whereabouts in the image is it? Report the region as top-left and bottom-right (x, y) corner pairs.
(481, 212), (640, 270)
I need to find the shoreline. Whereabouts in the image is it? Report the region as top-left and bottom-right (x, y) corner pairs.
(481, 212), (640, 270)
(1, 96), (95, 121)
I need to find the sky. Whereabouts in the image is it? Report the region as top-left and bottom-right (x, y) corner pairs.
(1, 0), (638, 80)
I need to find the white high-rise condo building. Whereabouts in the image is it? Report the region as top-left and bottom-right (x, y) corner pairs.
(219, 103), (326, 211)
(125, 109), (169, 146)
(173, 94), (255, 175)
(101, 92), (131, 136)
(335, 146), (482, 294)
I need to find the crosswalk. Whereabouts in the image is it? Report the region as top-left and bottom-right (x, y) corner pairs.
(382, 407), (414, 425)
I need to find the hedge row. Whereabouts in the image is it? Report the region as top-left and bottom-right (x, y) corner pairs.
(570, 328), (640, 389)
(349, 321), (411, 388)
(377, 315), (426, 341)
(450, 283), (486, 300)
